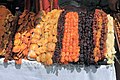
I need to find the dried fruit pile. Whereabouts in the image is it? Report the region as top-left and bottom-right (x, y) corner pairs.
(0, 5), (16, 59)
(0, 5), (115, 65)
(78, 11), (94, 65)
(12, 10), (36, 64)
(106, 15), (116, 64)
(93, 9), (108, 63)
(0, 6), (12, 55)
(55, 8), (116, 65)
(54, 11), (67, 63)
(60, 12), (80, 64)
(54, 7), (115, 65)
(100, 11), (108, 60)
(29, 9), (62, 65)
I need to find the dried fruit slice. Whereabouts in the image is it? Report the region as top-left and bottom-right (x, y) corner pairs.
(29, 50), (37, 59)
(12, 46), (21, 53)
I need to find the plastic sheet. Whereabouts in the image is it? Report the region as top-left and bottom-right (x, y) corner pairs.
(0, 58), (116, 80)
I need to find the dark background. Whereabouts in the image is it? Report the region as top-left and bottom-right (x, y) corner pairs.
(0, 0), (119, 14)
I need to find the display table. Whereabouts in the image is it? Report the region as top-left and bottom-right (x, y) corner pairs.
(0, 58), (116, 80)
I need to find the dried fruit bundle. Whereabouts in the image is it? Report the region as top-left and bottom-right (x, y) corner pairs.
(0, 5), (11, 55)
(60, 12), (80, 64)
(93, 9), (109, 62)
(93, 9), (103, 62)
(4, 14), (17, 62)
(29, 9), (62, 65)
(12, 10), (36, 64)
(54, 11), (67, 63)
(100, 11), (108, 59)
(0, 6), (16, 58)
(106, 15), (116, 64)
(78, 10), (94, 65)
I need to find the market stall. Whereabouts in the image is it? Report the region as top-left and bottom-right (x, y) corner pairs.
(0, 0), (119, 80)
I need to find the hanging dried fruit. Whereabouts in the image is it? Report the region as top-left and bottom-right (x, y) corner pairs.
(12, 10), (36, 64)
(0, 5), (12, 55)
(0, 5), (17, 63)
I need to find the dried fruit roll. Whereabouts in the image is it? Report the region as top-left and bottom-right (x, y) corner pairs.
(54, 10), (67, 63)
(60, 12), (80, 64)
(106, 15), (116, 64)
(78, 10), (94, 65)
(78, 11), (86, 64)
(100, 11), (108, 59)
(29, 9), (62, 65)
(93, 9), (103, 62)
(86, 12), (94, 64)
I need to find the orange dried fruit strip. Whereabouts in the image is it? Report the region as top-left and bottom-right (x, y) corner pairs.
(93, 9), (103, 62)
(61, 12), (80, 63)
(100, 11), (108, 58)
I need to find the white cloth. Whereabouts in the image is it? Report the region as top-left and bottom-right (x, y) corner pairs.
(0, 58), (116, 80)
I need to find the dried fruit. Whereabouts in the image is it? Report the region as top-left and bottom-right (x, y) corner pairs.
(29, 9), (62, 65)
(60, 12), (80, 64)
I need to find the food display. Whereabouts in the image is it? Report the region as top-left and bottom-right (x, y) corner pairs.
(0, 4), (116, 66)
(29, 9), (62, 65)
(0, 1), (119, 80)
(55, 8), (116, 65)
(0, 5), (17, 62)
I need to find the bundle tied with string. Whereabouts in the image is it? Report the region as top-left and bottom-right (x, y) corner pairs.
(12, 0), (44, 64)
